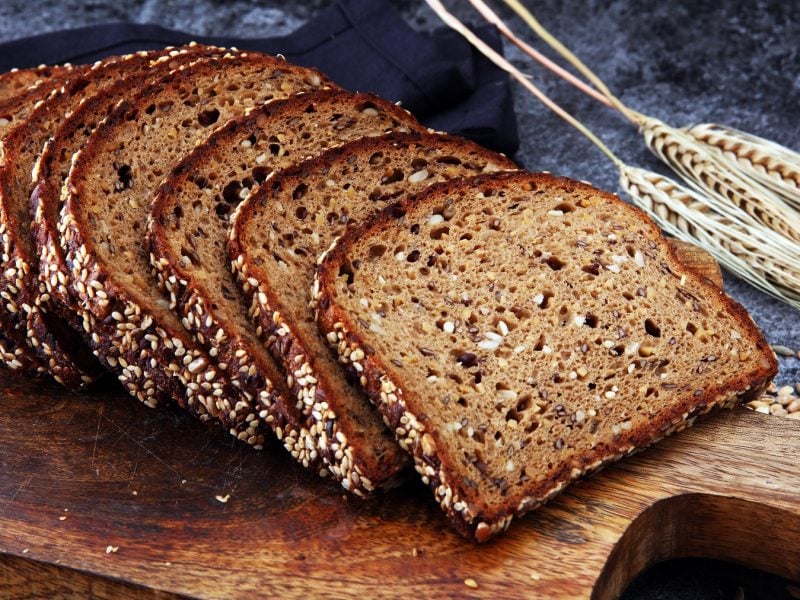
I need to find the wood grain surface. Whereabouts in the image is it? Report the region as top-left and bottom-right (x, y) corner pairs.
(1, 241), (796, 600)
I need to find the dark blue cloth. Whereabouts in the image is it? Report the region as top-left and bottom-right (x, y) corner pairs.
(0, 0), (518, 156)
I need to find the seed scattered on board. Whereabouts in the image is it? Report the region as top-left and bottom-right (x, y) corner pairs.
(105, 545), (119, 554)
(215, 494), (231, 503)
(464, 578), (479, 589)
(747, 382), (800, 419)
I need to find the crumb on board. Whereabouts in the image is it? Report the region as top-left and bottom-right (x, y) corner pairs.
(530, 571), (542, 581)
(464, 578), (478, 589)
(215, 494), (231, 503)
(105, 545), (119, 554)
(58, 516), (67, 521)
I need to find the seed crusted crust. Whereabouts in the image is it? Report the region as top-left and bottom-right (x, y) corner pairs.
(0, 64), (73, 103)
(147, 90), (423, 486)
(24, 46), (229, 387)
(314, 171), (777, 541)
(2, 51), (187, 388)
(61, 53), (332, 445)
(228, 132), (517, 493)
(0, 64), (83, 376)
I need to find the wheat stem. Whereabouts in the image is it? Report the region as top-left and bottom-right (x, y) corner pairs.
(424, 0), (621, 166)
(501, 0), (644, 124)
(466, 0), (613, 109)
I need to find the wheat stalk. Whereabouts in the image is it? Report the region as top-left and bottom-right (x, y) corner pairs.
(424, 0), (800, 311)
(477, 0), (800, 234)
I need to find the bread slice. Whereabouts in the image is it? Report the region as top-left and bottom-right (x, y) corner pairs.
(148, 90), (424, 490)
(61, 53), (332, 443)
(228, 131), (516, 492)
(0, 64), (72, 103)
(32, 46), (229, 394)
(314, 171), (777, 541)
(3, 48), (213, 388)
(0, 64), (84, 376)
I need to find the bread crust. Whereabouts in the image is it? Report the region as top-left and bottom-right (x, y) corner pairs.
(0, 65), (74, 103)
(148, 90), (423, 491)
(314, 170), (777, 541)
(0, 64), (82, 376)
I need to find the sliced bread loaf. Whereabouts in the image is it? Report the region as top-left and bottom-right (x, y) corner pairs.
(314, 171), (777, 541)
(32, 46), (229, 395)
(2, 49), (216, 388)
(228, 131), (516, 492)
(148, 90), (423, 489)
(0, 65), (72, 103)
(0, 63), (84, 376)
(61, 53), (332, 444)
(10, 45), (227, 388)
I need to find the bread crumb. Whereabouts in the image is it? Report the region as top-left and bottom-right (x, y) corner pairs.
(411, 547), (418, 557)
(464, 578), (478, 589)
(105, 545), (119, 554)
(22, 548), (28, 554)
(215, 494), (231, 503)
(58, 516), (67, 521)
(530, 571), (541, 581)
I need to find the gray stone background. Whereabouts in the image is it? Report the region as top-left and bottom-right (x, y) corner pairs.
(1, 1), (798, 597)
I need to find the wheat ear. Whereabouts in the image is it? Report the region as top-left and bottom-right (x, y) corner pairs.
(685, 123), (800, 211)
(424, 0), (800, 310)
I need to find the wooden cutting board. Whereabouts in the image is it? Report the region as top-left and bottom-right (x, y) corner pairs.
(0, 241), (797, 599)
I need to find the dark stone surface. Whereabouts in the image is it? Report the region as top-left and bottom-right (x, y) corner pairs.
(1, 1), (798, 598)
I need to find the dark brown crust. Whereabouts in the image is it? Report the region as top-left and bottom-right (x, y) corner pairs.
(0, 56), (145, 387)
(0, 65), (73, 102)
(61, 52), (333, 445)
(315, 170), (777, 541)
(23, 47), (230, 388)
(229, 131), (517, 492)
(148, 90), (422, 489)
(0, 65), (84, 377)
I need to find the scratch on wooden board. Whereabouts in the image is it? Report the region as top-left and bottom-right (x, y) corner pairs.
(0, 474), (33, 518)
(91, 403), (105, 477)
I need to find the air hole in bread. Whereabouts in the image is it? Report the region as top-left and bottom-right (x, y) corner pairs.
(552, 202), (576, 213)
(430, 226), (449, 240)
(197, 108), (220, 127)
(381, 168), (404, 185)
(115, 164), (133, 191)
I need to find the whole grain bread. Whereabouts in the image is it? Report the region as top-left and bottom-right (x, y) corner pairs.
(32, 46), (229, 396)
(228, 131), (516, 492)
(61, 53), (332, 444)
(148, 90), (424, 491)
(11, 46), (228, 388)
(2, 49), (215, 388)
(0, 65), (73, 103)
(0, 63), (84, 376)
(314, 170), (777, 541)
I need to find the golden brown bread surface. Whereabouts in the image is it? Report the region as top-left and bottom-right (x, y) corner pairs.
(61, 53), (331, 443)
(314, 170), (777, 541)
(228, 131), (517, 494)
(147, 89), (425, 492)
